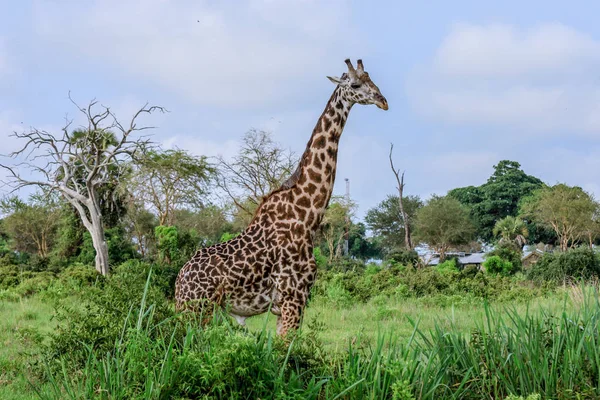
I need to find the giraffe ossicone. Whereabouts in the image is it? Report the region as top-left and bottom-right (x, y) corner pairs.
(175, 59), (388, 336)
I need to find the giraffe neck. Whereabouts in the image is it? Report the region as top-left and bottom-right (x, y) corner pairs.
(284, 86), (353, 228)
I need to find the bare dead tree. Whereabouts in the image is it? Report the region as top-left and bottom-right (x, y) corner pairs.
(217, 129), (297, 218)
(389, 143), (413, 250)
(0, 94), (165, 275)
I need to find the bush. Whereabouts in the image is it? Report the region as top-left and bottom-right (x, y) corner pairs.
(435, 258), (460, 275)
(484, 256), (516, 276)
(386, 249), (419, 267)
(488, 244), (522, 270)
(43, 262), (174, 370)
(528, 247), (600, 283)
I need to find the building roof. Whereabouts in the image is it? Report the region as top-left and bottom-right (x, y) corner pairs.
(425, 252), (486, 266)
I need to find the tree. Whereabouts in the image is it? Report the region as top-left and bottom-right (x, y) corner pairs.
(318, 196), (357, 262)
(414, 195), (476, 261)
(347, 222), (382, 261)
(364, 194), (422, 255)
(131, 149), (214, 226)
(582, 203), (600, 248)
(123, 199), (157, 258)
(521, 184), (597, 251)
(0, 193), (62, 258)
(217, 129), (297, 219)
(493, 216), (529, 248)
(0, 96), (164, 275)
(389, 143), (413, 249)
(449, 160), (543, 242)
(173, 206), (233, 247)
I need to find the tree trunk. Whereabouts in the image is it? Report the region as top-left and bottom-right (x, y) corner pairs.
(397, 172), (413, 250)
(90, 213), (110, 275)
(389, 144), (413, 250)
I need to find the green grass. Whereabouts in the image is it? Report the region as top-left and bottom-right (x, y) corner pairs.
(0, 285), (597, 399)
(0, 296), (60, 400)
(246, 292), (573, 351)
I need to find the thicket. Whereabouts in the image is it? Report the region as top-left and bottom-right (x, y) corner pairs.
(1, 251), (600, 398)
(2, 264), (597, 399)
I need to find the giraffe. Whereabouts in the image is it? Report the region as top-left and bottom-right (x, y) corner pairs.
(175, 59), (388, 336)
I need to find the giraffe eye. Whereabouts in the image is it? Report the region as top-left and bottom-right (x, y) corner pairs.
(351, 83), (361, 89)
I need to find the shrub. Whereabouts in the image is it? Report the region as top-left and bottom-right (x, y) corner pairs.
(528, 247), (600, 283)
(386, 249), (419, 267)
(313, 247), (328, 269)
(44, 262), (174, 370)
(12, 272), (55, 296)
(484, 256), (516, 276)
(435, 258), (460, 275)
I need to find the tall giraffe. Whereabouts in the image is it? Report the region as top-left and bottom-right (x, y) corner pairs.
(175, 59), (388, 335)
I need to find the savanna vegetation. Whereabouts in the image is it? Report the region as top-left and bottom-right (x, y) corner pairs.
(1, 100), (600, 399)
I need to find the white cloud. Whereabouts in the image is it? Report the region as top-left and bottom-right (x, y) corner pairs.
(407, 23), (600, 136)
(434, 23), (600, 78)
(33, 0), (362, 108)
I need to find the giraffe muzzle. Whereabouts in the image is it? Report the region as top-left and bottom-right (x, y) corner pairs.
(376, 98), (389, 111)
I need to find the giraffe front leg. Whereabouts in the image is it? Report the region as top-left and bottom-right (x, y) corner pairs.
(276, 295), (306, 336)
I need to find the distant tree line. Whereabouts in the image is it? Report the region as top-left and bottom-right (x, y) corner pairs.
(1, 100), (599, 275)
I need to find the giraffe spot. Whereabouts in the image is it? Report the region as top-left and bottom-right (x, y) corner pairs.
(314, 193), (326, 208)
(307, 168), (322, 183)
(327, 106), (335, 117)
(312, 153), (323, 169)
(306, 183), (317, 195)
(320, 153), (326, 162)
(296, 196), (310, 208)
(326, 147), (337, 161)
(335, 101), (343, 109)
(314, 135), (326, 149)
(295, 206), (307, 220)
(323, 117), (332, 131)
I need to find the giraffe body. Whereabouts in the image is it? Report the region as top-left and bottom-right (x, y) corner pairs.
(175, 59), (387, 335)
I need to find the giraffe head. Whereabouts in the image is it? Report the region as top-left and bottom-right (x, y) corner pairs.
(327, 59), (388, 110)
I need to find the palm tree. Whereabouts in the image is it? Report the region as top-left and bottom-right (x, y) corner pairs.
(493, 216), (529, 248)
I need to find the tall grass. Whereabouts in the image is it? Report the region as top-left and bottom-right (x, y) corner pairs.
(33, 277), (600, 399)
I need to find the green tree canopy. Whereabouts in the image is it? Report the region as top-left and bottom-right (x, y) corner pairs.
(364, 194), (422, 255)
(493, 216), (529, 249)
(520, 184), (598, 251)
(131, 148), (215, 226)
(0, 193), (62, 258)
(414, 195), (476, 261)
(449, 160), (544, 243)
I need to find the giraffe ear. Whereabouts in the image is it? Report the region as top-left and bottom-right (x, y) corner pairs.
(327, 76), (342, 85)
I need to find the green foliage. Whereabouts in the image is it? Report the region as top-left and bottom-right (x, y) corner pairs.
(348, 222), (383, 261)
(78, 225), (137, 265)
(435, 258), (460, 274)
(505, 395), (541, 400)
(386, 249), (419, 267)
(484, 255), (516, 276)
(449, 160), (544, 243)
(131, 148), (215, 226)
(414, 195), (476, 259)
(364, 194), (422, 255)
(43, 262), (173, 371)
(154, 225), (180, 264)
(528, 247), (600, 283)
(313, 247), (328, 269)
(520, 184), (598, 251)
(219, 231), (240, 243)
(488, 243), (523, 270)
(0, 193), (62, 258)
(493, 216), (528, 247)
(35, 279), (600, 399)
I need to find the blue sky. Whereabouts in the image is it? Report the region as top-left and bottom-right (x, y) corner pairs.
(1, 0), (599, 219)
